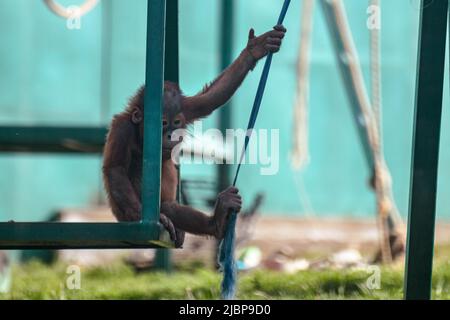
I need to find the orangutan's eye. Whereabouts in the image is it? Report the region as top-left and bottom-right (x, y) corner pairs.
(162, 119), (168, 127)
(173, 119), (181, 126)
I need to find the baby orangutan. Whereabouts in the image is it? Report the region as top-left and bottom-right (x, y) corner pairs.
(103, 25), (287, 247)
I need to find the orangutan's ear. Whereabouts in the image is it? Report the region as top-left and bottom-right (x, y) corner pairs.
(131, 108), (143, 124)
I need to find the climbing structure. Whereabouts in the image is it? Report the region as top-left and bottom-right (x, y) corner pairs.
(0, 0), (176, 250)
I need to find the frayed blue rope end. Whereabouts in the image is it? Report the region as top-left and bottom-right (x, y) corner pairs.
(218, 213), (238, 300)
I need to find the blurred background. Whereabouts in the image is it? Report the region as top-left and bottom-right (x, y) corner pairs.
(0, 0), (449, 299)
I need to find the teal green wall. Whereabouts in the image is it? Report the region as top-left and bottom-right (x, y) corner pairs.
(1, 0), (449, 221)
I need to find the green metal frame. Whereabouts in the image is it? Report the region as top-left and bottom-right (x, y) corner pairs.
(213, 0), (235, 265)
(0, 222), (170, 249)
(0, 126), (106, 153)
(404, 0), (449, 300)
(0, 0), (174, 250)
(154, 0), (179, 271)
(217, 0), (234, 193)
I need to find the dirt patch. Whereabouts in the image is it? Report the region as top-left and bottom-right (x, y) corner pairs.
(172, 216), (450, 264)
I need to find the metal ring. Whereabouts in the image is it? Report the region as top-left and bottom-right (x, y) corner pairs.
(43, 0), (99, 19)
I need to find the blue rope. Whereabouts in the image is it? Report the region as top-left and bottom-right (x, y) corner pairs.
(218, 0), (291, 300)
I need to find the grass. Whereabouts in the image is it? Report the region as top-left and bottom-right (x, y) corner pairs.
(1, 247), (450, 300)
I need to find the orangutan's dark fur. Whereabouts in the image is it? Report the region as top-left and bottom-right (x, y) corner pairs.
(102, 25), (286, 247)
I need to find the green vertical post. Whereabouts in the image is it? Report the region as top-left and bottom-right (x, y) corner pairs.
(404, 0), (448, 300)
(141, 0), (166, 223)
(217, 0), (234, 192)
(214, 0), (234, 266)
(154, 0), (179, 272)
(164, 0), (179, 84)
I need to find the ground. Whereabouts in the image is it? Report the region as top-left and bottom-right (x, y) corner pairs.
(1, 217), (450, 299)
(1, 247), (450, 299)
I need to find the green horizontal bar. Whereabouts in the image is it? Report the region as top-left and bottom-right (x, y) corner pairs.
(0, 222), (173, 249)
(0, 126), (107, 153)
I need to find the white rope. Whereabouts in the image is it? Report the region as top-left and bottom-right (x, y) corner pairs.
(369, 0), (402, 225)
(369, 0), (391, 263)
(293, 173), (316, 217)
(291, 0), (315, 170)
(370, 0), (382, 145)
(326, 0), (404, 262)
(369, 0), (405, 263)
(43, 0), (99, 19)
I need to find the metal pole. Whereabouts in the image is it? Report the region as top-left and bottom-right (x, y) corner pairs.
(154, 0), (179, 272)
(214, 0), (234, 266)
(164, 0), (179, 84)
(404, 0), (448, 300)
(217, 0), (234, 192)
(141, 0), (166, 223)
